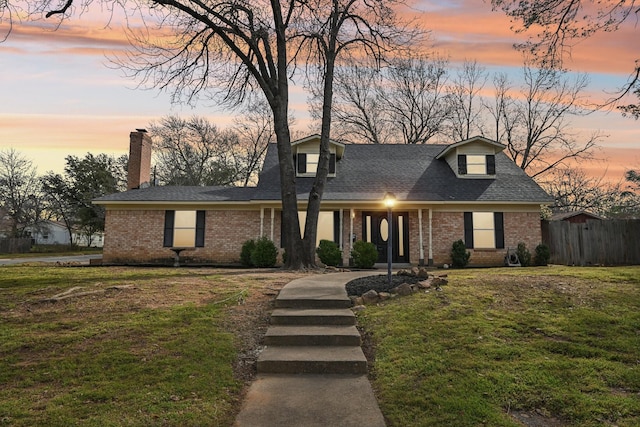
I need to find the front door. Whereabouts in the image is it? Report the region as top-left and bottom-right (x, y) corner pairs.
(362, 211), (409, 263)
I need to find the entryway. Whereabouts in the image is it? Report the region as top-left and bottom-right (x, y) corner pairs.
(362, 211), (410, 264)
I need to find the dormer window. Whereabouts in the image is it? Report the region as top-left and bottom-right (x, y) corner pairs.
(296, 153), (336, 176)
(458, 154), (495, 176)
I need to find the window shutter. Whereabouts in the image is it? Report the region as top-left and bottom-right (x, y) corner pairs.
(464, 212), (473, 249)
(195, 211), (206, 247)
(297, 153), (307, 174)
(458, 155), (467, 175)
(163, 210), (175, 247)
(333, 211), (340, 243)
(487, 155), (496, 175)
(494, 212), (504, 249)
(329, 153), (336, 174)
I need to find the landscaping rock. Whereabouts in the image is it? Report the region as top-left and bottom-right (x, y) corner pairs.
(417, 279), (432, 289)
(351, 305), (366, 312)
(350, 296), (364, 306)
(432, 276), (448, 287)
(391, 283), (414, 296)
(362, 289), (380, 305)
(378, 292), (391, 301)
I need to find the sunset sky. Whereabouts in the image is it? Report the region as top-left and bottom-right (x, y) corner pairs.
(0, 0), (637, 182)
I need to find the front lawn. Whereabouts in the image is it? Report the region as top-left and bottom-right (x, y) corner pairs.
(358, 266), (640, 427)
(0, 265), (304, 426)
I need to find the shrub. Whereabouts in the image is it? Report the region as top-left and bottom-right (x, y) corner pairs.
(451, 239), (470, 268)
(250, 237), (278, 268)
(534, 243), (551, 266)
(351, 240), (378, 269)
(516, 242), (532, 267)
(316, 239), (342, 266)
(240, 239), (256, 267)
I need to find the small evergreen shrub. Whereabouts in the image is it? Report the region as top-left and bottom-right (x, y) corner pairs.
(250, 237), (278, 268)
(351, 240), (378, 269)
(534, 243), (551, 266)
(316, 239), (342, 266)
(451, 239), (470, 268)
(240, 239), (256, 267)
(516, 242), (532, 267)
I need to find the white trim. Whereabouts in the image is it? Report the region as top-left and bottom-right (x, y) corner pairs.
(270, 208), (275, 241)
(418, 209), (424, 263)
(260, 207), (264, 238)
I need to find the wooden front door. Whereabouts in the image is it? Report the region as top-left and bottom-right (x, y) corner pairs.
(362, 211), (409, 264)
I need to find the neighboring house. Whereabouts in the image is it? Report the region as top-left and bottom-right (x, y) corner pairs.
(94, 131), (551, 266)
(23, 220), (104, 247)
(550, 211), (604, 223)
(24, 220), (71, 245)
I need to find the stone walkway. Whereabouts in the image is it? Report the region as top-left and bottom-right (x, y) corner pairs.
(234, 271), (386, 427)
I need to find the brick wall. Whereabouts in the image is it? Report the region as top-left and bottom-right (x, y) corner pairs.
(127, 131), (152, 190)
(103, 209), (261, 265)
(103, 207), (542, 267)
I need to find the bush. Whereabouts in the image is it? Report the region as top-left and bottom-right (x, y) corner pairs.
(534, 243), (551, 266)
(316, 239), (342, 266)
(240, 239), (256, 267)
(351, 240), (378, 269)
(250, 237), (278, 268)
(451, 239), (470, 268)
(516, 242), (532, 267)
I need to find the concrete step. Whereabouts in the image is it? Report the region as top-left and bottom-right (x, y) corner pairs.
(257, 346), (368, 374)
(264, 325), (361, 346)
(270, 308), (356, 326)
(275, 296), (352, 309)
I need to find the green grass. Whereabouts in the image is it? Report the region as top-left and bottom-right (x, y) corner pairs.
(0, 265), (287, 426)
(358, 266), (640, 427)
(0, 245), (103, 258)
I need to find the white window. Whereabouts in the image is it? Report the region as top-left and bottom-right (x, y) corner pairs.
(473, 212), (495, 249)
(466, 155), (487, 174)
(173, 211), (197, 247)
(298, 211), (335, 247)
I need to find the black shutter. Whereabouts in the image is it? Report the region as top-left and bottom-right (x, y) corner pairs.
(464, 212), (473, 249)
(494, 212), (504, 249)
(329, 153), (336, 174)
(297, 153), (307, 174)
(458, 155), (467, 175)
(487, 155), (496, 175)
(163, 210), (175, 247)
(333, 211), (340, 243)
(195, 211), (206, 247)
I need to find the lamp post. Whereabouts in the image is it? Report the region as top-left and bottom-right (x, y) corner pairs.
(384, 192), (396, 288)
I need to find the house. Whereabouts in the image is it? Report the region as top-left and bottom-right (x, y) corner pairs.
(550, 211), (604, 223)
(93, 131), (551, 266)
(23, 220), (104, 247)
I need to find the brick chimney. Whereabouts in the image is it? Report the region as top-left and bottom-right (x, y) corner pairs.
(127, 129), (152, 190)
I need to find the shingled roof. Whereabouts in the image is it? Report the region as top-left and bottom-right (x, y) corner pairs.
(95, 143), (551, 204)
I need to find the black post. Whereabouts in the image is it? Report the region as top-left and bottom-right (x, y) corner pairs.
(387, 206), (392, 287)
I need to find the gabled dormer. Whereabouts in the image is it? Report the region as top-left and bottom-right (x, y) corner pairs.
(436, 136), (506, 178)
(292, 134), (346, 177)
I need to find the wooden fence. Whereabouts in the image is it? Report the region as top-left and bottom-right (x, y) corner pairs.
(0, 237), (32, 254)
(542, 220), (640, 266)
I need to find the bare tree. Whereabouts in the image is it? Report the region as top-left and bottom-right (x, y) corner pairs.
(150, 116), (241, 186)
(382, 55), (451, 144)
(1, 0), (413, 268)
(446, 60), (487, 142)
(541, 167), (639, 218)
(233, 99), (277, 187)
(0, 149), (44, 237)
(496, 64), (603, 178)
(327, 64), (391, 144)
(491, 0), (640, 118)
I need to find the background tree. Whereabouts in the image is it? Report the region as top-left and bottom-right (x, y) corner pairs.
(446, 60), (487, 142)
(150, 116), (241, 186)
(381, 55), (450, 144)
(493, 64), (602, 178)
(491, 0), (639, 118)
(41, 153), (125, 246)
(0, 149), (44, 237)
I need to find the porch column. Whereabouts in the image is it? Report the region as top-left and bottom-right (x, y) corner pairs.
(339, 209), (344, 250)
(260, 207), (265, 238)
(270, 208), (275, 241)
(428, 208), (433, 266)
(349, 208), (354, 265)
(418, 209), (425, 265)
